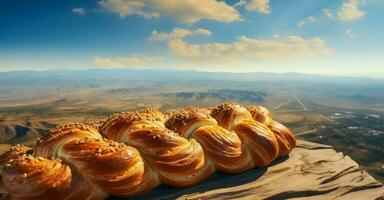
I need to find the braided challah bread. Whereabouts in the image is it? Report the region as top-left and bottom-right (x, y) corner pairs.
(165, 108), (254, 173)
(100, 109), (215, 187)
(0, 144), (107, 200)
(210, 103), (280, 167)
(0, 103), (296, 200)
(246, 105), (296, 157)
(35, 124), (159, 197)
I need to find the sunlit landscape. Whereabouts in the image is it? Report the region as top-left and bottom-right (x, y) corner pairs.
(1, 0), (383, 199)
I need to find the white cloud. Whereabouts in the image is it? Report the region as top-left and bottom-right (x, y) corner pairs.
(298, 16), (317, 27)
(149, 28), (212, 41)
(234, 0), (247, 7)
(323, 9), (334, 19)
(98, 0), (241, 24)
(99, 0), (159, 19)
(93, 55), (162, 67)
(151, 28), (332, 67)
(346, 28), (355, 37)
(244, 0), (271, 14)
(338, 0), (366, 21)
(72, 8), (86, 15)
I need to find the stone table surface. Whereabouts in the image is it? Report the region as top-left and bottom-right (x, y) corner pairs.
(110, 140), (384, 200)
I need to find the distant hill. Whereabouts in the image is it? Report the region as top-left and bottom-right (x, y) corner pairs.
(1, 68), (383, 89)
(159, 89), (266, 104)
(0, 119), (56, 145)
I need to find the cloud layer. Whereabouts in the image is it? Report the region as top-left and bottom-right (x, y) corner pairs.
(93, 55), (162, 67)
(149, 28), (331, 68)
(298, 16), (317, 26)
(88, 1), (371, 71)
(99, 0), (241, 23)
(338, 0), (365, 21)
(149, 28), (212, 41)
(346, 28), (355, 37)
(72, 8), (85, 15)
(245, 0), (271, 14)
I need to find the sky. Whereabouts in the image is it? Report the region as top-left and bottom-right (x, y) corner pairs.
(0, 0), (383, 77)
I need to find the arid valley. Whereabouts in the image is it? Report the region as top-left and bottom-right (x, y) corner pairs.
(1, 69), (383, 184)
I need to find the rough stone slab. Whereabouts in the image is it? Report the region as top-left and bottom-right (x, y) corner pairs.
(110, 140), (384, 200)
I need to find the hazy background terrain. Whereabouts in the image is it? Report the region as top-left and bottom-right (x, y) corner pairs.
(0, 69), (383, 182)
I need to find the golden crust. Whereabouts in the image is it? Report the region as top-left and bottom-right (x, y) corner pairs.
(3, 156), (72, 200)
(2, 155), (107, 200)
(211, 102), (253, 130)
(0, 145), (32, 168)
(35, 123), (102, 158)
(99, 109), (166, 140)
(267, 121), (296, 157)
(1, 103), (296, 199)
(102, 108), (165, 126)
(166, 108), (254, 173)
(211, 103), (282, 166)
(193, 126), (254, 173)
(36, 123), (159, 197)
(100, 110), (215, 187)
(165, 108), (216, 138)
(61, 138), (159, 197)
(246, 106), (296, 157)
(234, 120), (279, 167)
(0, 145), (33, 195)
(246, 105), (272, 124)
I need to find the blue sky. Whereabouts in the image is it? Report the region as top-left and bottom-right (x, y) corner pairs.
(0, 0), (383, 76)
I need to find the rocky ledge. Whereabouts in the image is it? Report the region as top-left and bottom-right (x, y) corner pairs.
(111, 140), (384, 200)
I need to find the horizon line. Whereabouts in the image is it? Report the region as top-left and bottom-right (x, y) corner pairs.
(0, 67), (383, 80)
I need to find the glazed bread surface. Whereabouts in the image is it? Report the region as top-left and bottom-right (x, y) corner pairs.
(0, 103), (296, 200)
